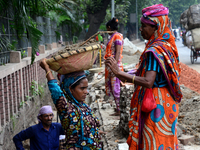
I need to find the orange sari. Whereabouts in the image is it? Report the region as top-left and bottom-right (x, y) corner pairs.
(104, 32), (123, 111)
(127, 15), (182, 150)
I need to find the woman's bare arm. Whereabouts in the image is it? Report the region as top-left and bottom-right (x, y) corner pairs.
(105, 57), (157, 88)
(40, 58), (54, 81)
(115, 45), (121, 62)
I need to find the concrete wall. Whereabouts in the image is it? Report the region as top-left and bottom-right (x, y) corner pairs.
(0, 42), (66, 150)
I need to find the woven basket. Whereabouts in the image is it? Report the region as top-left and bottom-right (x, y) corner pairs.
(46, 44), (100, 74)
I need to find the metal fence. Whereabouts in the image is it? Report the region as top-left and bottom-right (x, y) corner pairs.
(0, 15), (77, 66)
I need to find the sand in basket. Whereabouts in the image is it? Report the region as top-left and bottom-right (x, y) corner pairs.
(46, 43), (100, 75)
(46, 31), (115, 75)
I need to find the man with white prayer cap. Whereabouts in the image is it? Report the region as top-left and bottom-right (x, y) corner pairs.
(13, 105), (64, 150)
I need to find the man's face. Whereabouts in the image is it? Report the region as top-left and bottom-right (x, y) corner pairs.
(39, 113), (53, 126)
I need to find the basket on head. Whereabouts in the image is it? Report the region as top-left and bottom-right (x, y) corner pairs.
(46, 44), (101, 75)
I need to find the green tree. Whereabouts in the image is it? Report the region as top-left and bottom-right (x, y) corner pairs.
(74, 0), (131, 39)
(0, 0), (77, 64)
(126, 0), (200, 40)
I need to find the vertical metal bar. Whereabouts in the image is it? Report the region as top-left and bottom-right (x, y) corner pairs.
(111, 0), (115, 18)
(0, 78), (6, 128)
(7, 11), (10, 41)
(136, 0), (138, 39)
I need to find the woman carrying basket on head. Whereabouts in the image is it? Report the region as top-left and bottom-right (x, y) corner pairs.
(40, 59), (105, 150)
(105, 4), (182, 150)
(104, 17), (124, 116)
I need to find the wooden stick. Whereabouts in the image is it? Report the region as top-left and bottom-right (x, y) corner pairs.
(78, 31), (115, 47)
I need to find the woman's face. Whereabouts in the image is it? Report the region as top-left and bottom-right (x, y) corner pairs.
(70, 78), (88, 102)
(140, 22), (156, 40)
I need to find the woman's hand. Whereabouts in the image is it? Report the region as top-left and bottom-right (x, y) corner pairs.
(99, 130), (107, 139)
(105, 57), (120, 75)
(40, 58), (49, 71)
(99, 130), (107, 135)
(40, 58), (54, 81)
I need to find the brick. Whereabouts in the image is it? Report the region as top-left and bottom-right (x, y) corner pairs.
(52, 42), (57, 49)
(46, 44), (52, 50)
(10, 51), (21, 63)
(39, 45), (45, 54)
(27, 47), (32, 57)
(1, 114), (3, 119)
(4, 88), (7, 92)
(178, 135), (195, 145)
(0, 103), (3, 108)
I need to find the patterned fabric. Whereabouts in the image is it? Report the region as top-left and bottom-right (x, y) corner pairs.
(127, 6), (182, 150)
(104, 32), (124, 111)
(127, 87), (179, 150)
(146, 52), (168, 87)
(140, 4), (169, 26)
(104, 32), (123, 61)
(48, 79), (102, 150)
(141, 17), (182, 103)
(142, 4), (169, 17)
(59, 139), (66, 150)
(105, 63), (123, 111)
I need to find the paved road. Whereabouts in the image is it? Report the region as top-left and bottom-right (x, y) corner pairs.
(132, 39), (200, 73)
(176, 40), (200, 73)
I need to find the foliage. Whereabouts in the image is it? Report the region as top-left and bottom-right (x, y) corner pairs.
(0, 0), (78, 64)
(71, 0), (130, 36)
(73, 36), (78, 43)
(85, 0), (104, 14)
(27, 80), (44, 99)
(38, 84), (45, 98)
(10, 40), (18, 51)
(19, 101), (25, 108)
(0, 36), (12, 52)
(0, 0), (55, 63)
(30, 80), (40, 97)
(10, 115), (16, 130)
(128, 0), (200, 29)
(21, 50), (27, 58)
(26, 80), (44, 100)
(55, 31), (61, 39)
(48, 2), (83, 39)
(114, 0), (130, 25)
(99, 24), (107, 31)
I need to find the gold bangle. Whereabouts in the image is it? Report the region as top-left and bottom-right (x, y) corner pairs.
(132, 76), (135, 83)
(46, 70), (51, 77)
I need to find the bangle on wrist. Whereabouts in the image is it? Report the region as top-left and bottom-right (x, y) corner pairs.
(132, 76), (135, 84)
(46, 70), (51, 77)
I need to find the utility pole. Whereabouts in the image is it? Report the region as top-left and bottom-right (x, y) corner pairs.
(111, 0), (115, 18)
(136, 0), (138, 39)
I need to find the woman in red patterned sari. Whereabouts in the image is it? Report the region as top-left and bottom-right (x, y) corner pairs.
(106, 4), (182, 150)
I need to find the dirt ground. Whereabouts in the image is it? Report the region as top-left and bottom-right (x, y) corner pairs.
(180, 62), (200, 94)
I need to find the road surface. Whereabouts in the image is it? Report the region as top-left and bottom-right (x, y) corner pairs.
(176, 40), (200, 73)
